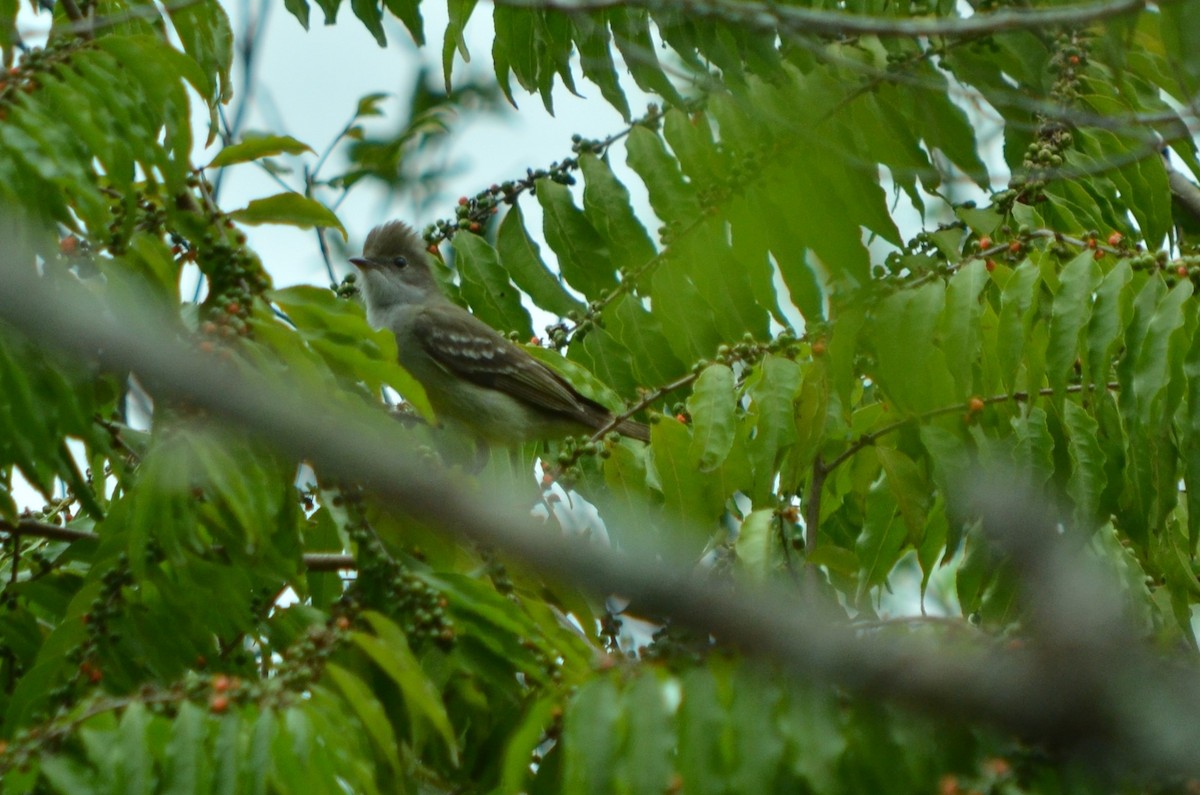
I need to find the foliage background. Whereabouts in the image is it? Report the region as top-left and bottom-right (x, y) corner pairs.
(1, 0), (1200, 791)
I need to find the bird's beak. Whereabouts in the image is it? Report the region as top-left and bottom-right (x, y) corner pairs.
(349, 256), (374, 270)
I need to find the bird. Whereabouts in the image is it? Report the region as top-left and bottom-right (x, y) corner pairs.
(349, 221), (650, 444)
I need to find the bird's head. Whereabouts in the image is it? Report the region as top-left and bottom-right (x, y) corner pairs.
(350, 221), (440, 310)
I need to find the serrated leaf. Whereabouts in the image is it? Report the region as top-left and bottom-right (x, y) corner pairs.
(537, 179), (618, 299)
(579, 153), (657, 275)
(229, 193), (345, 238)
(208, 135), (313, 168)
(497, 205), (584, 317)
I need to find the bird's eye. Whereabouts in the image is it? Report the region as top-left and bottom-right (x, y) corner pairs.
(392, 256), (408, 268)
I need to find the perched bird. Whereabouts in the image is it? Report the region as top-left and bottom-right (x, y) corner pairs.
(350, 221), (650, 443)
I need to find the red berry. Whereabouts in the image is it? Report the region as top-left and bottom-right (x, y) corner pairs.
(1008, 240), (1022, 253)
(1093, 249), (1105, 260)
(968, 396), (985, 413)
(457, 197), (468, 206)
(469, 222), (481, 232)
(335, 615), (351, 630)
(198, 341), (215, 354)
(978, 236), (992, 249)
(811, 339), (827, 357)
(212, 674), (231, 693)
(541, 473), (555, 488)
(1107, 231), (1123, 247)
(210, 695), (229, 714)
(58, 235), (79, 255)
(226, 302), (241, 315)
(985, 259), (996, 273)
(1178, 265), (1189, 278)
(676, 413), (688, 423)
(1068, 55), (1080, 65)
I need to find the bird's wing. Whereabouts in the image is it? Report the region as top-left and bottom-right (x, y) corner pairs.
(412, 302), (599, 419)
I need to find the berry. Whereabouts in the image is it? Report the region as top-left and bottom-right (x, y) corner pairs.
(212, 674), (231, 693)
(1178, 265), (1189, 278)
(457, 197), (468, 206)
(1008, 240), (1022, 254)
(985, 259), (996, 273)
(58, 235), (79, 255)
(968, 396), (985, 413)
(1107, 231), (1123, 247)
(978, 236), (992, 249)
(210, 694), (229, 714)
(811, 339), (827, 356)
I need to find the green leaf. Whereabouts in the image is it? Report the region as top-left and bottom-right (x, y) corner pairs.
(651, 415), (725, 532)
(497, 204), (584, 317)
(536, 179), (618, 299)
(350, 0), (387, 46)
(325, 664), (403, 776)
(736, 508), (780, 580)
(1046, 252), (1102, 394)
(452, 232), (533, 337)
(609, 8), (684, 106)
(677, 668), (727, 795)
(208, 135), (313, 168)
(573, 13), (631, 120)
(283, 0), (310, 28)
(687, 364), (736, 472)
(579, 153), (657, 275)
(870, 283), (954, 413)
(1085, 259), (1132, 387)
(266, 285), (434, 420)
(940, 259), (987, 396)
(229, 193), (345, 238)
(442, 0), (476, 91)
(168, 0), (235, 103)
(563, 678), (621, 795)
(856, 482), (907, 597)
(620, 673), (674, 793)
(1064, 401), (1106, 532)
(382, 0), (423, 44)
(876, 446), (929, 546)
(745, 355), (802, 502)
(355, 612), (459, 762)
(1132, 279), (1193, 427)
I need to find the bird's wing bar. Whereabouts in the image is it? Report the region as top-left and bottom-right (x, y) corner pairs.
(413, 303), (597, 419)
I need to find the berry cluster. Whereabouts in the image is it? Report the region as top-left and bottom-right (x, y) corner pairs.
(996, 32), (1088, 210)
(420, 103), (673, 249)
(337, 495), (455, 650)
(0, 38), (87, 121)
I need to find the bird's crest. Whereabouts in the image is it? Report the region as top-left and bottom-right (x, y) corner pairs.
(363, 220), (427, 262)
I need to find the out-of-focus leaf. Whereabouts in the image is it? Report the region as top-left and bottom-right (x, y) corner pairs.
(355, 612), (459, 762)
(208, 135), (313, 168)
(229, 193), (345, 238)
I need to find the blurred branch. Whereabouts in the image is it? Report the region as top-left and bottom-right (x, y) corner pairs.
(4, 246), (1200, 778)
(512, 0), (1144, 39)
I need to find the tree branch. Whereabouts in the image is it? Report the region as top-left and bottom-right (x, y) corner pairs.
(506, 0), (1145, 40)
(0, 519), (356, 572)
